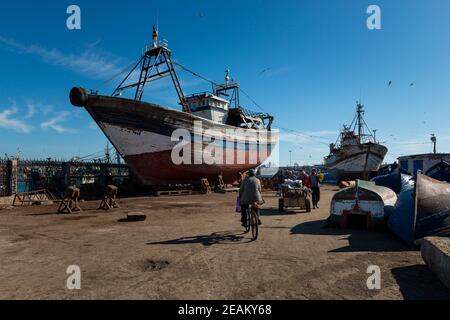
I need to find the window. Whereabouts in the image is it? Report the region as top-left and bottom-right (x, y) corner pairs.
(400, 160), (408, 172)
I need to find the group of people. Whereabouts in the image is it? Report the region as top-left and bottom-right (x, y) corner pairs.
(279, 169), (322, 209)
(298, 169), (321, 209)
(237, 168), (322, 228)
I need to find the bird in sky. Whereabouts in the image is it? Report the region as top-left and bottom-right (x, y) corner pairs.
(410, 82), (414, 87)
(388, 80), (393, 86)
(259, 68), (271, 76)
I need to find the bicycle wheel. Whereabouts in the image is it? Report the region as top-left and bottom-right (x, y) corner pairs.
(250, 208), (258, 240)
(245, 209), (251, 233)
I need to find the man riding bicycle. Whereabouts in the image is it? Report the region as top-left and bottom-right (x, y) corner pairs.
(239, 169), (263, 228)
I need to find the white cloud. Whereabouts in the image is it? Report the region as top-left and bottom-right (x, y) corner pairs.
(40, 112), (76, 134)
(25, 103), (36, 119)
(0, 101), (32, 133)
(0, 36), (126, 80)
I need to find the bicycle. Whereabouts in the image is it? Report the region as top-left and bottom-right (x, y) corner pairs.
(243, 202), (261, 241)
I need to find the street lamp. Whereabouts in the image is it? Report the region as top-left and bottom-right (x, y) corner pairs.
(289, 150), (292, 167)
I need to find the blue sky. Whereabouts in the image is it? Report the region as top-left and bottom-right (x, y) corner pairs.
(0, 0), (449, 165)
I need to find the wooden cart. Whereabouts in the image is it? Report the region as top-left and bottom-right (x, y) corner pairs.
(278, 187), (312, 213)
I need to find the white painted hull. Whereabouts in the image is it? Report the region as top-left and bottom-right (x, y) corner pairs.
(325, 143), (388, 181)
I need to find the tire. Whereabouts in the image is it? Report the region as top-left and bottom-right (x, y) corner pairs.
(305, 198), (312, 213)
(251, 209), (259, 240)
(245, 209), (251, 233)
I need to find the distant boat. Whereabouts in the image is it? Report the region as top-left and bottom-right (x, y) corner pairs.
(388, 174), (450, 246)
(325, 103), (388, 182)
(70, 27), (278, 185)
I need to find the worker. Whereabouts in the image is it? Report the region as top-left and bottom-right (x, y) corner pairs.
(299, 170), (311, 188)
(318, 171), (325, 183)
(239, 169), (263, 228)
(310, 168), (321, 209)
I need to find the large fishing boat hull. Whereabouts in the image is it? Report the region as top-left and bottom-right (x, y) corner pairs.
(70, 88), (278, 185)
(325, 143), (388, 182)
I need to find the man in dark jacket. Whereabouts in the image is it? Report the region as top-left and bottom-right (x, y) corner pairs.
(310, 168), (321, 209)
(239, 169), (263, 227)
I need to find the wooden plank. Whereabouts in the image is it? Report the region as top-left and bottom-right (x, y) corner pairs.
(155, 189), (193, 197)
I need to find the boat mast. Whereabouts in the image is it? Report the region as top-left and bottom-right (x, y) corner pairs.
(213, 69), (240, 109)
(112, 26), (190, 113)
(356, 102), (364, 144)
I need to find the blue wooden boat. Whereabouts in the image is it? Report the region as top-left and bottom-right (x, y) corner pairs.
(388, 173), (450, 245)
(371, 172), (414, 194)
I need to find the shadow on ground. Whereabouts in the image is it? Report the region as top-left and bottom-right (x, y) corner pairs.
(146, 230), (252, 246)
(259, 208), (299, 216)
(290, 219), (411, 253)
(391, 264), (450, 299)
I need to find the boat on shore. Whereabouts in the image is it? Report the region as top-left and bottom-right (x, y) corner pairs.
(324, 103), (388, 183)
(388, 173), (450, 245)
(329, 179), (397, 229)
(70, 28), (278, 185)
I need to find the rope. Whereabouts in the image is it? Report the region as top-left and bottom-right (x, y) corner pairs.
(94, 56), (143, 90)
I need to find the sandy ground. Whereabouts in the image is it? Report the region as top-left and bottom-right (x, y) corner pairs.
(0, 185), (449, 300)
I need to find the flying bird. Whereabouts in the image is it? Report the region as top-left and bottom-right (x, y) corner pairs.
(388, 80), (393, 86)
(410, 82), (414, 87)
(259, 68), (271, 76)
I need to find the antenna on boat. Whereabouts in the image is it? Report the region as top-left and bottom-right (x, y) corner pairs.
(152, 25), (159, 48)
(356, 101), (364, 142)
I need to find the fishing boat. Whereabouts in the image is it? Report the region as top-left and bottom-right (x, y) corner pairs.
(70, 27), (278, 185)
(388, 174), (450, 245)
(329, 180), (397, 229)
(324, 103), (388, 182)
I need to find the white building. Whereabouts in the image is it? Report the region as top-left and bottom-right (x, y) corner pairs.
(398, 153), (450, 175)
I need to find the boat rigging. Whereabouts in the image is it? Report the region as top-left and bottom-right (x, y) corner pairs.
(110, 26), (273, 130)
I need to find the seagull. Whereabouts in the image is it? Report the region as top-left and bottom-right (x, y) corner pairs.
(259, 68), (271, 76)
(410, 82), (414, 87)
(388, 80), (393, 86)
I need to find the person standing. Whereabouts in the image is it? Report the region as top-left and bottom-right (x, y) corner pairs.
(310, 168), (321, 209)
(299, 170), (311, 188)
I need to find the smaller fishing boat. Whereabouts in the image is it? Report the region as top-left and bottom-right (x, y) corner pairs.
(425, 160), (450, 182)
(325, 103), (388, 183)
(388, 173), (450, 246)
(330, 180), (397, 229)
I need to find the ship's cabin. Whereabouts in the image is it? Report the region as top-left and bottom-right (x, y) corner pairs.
(185, 93), (229, 124)
(340, 128), (360, 146)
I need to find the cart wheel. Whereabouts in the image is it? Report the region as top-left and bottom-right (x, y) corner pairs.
(305, 199), (312, 213)
(278, 198), (284, 212)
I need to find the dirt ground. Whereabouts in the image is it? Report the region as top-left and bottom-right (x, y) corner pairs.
(0, 185), (449, 300)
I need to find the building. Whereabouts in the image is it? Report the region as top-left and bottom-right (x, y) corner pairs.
(398, 153), (450, 175)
